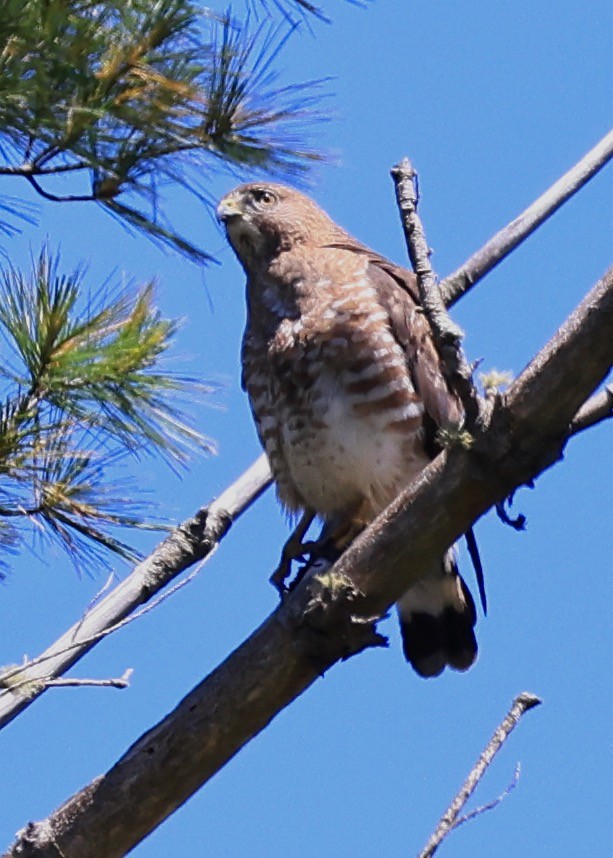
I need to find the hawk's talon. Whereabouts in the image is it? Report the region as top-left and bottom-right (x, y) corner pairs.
(269, 562), (291, 597)
(270, 536), (321, 596)
(269, 510), (317, 595)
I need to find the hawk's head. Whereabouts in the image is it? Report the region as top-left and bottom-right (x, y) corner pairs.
(217, 183), (340, 271)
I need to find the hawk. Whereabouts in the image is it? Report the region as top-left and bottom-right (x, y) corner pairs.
(217, 182), (478, 677)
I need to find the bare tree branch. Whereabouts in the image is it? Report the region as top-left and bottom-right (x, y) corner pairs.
(419, 694), (541, 858)
(441, 129), (613, 306)
(391, 157), (482, 428)
(454, 762), (521, 828)
(42, 670), (133, 690)
(24, 174), (96, 204)
(0, 455), (272, 730)
(569, 383), (613, 436)
(3, 670), (133, 697)
(0, 163), (89, 176)
(4, 267), (610, 858)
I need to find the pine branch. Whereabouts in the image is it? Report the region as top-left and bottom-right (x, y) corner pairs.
(24, 174), (95, 204)
(0, 2), (330, 259)
(0, 249), (211, 458)
(4, 266), (610, 858)
(0, 248), (212, 573)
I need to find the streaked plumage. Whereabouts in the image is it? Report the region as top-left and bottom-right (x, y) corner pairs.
(217, 182), (478, 677)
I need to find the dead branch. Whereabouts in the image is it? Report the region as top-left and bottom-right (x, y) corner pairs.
(569, 382), (613, 436)
(419, 693), (541, 858)
(454, 762), (521, 828)
(3, 670), (134, 698)
(441, 129), (613, 306)
(0, 454), (272, 730)
(42, 670), (133, 690)
(0, 559), (206, 698)
(4, 267), (610, 858)
(391, 157), (481, 428)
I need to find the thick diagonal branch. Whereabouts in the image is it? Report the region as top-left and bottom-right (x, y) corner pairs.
(6, 268), (611, 858)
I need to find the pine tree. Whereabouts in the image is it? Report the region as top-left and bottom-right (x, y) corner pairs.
(0, 0), (329, 572)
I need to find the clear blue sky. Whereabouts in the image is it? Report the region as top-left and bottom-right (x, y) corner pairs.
(1, 1), (611, 855)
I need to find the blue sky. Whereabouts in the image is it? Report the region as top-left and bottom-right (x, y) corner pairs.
(1, 1), (611, 855)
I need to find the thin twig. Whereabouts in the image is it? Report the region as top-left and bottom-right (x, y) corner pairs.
(569, 383), (613, 436)
(5, 669), (133, 696)
(0, 557), (210, 697)
(0, 162), (89, 176)
(441, 129), (613, 306)
(43, 669), (133, 690)
(25, 174), (96, 203)
(418, 693), (542, 858)
(72, 573), (117, 642)
(391, 157), (482, 429)
(454, 762), (521, 829)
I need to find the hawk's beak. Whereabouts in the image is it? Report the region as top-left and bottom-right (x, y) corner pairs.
(216, 198), (243, 223)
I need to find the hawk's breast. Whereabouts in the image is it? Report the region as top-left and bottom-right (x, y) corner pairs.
(249, 274), (431, 519)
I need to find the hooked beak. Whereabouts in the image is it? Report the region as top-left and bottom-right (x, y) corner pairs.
(216, 197), (243, 223)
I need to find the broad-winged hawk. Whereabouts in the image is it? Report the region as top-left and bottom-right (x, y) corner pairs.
(217, 182), (477, 677)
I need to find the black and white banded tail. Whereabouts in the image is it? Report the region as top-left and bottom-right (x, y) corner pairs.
(397, 551), (478, 678)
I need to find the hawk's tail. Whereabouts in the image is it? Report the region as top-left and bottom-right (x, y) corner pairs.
(397, 551), (477, 678)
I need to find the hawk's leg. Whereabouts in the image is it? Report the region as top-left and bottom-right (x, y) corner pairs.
(271, 503), (369, 595)
(319, 516), (366, 554)
(285, 507), (370, 590)
(270, 509), (316, 594)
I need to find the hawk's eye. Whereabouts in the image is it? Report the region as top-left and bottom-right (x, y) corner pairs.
(251, 189), (276, 206)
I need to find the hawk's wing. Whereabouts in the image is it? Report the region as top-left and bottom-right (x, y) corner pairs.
(325, 238), (462, 434)
(361, 249), (487, 613)
(240, 309), (305, 512)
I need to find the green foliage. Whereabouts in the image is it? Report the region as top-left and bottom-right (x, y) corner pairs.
(0, 0), (346, 572)
(0, 0), (328, 259)
(0, 248), (212, 573)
